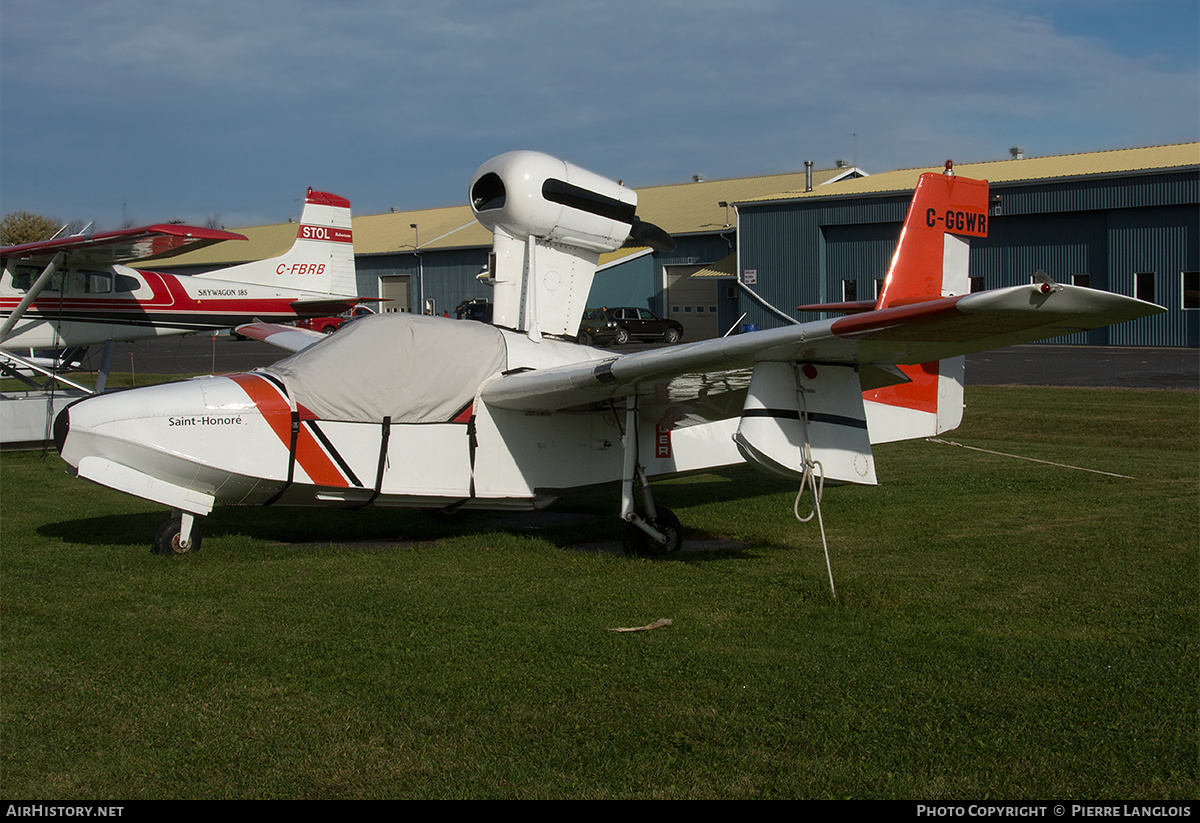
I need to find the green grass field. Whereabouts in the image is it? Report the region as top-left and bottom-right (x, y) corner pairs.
(1, 386), (1196, 799)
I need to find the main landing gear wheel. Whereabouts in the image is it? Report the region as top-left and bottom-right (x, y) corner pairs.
(153, 515), (203, 556)
(621, 507), (683, 556)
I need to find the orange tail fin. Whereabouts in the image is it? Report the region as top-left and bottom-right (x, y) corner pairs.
(865, 166), (989, 441)
(876, 165), (989, 309)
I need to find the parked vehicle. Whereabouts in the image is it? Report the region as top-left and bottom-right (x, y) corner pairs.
(608, 307), (684, 344)
(577, 308), (620, 346)
(455, 298), (493, 322)
(294, 305), (375, 334)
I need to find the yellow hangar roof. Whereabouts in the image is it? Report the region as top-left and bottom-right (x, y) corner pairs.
(741, 142), (1199, 205)
(142, 143), (1196, 268)
(141, 165), (864, 268)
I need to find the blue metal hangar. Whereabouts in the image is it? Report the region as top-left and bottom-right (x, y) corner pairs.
(158, 143), (1198, 347)
(732, 144), (1198, 348)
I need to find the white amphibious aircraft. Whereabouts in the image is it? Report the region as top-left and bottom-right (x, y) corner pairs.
(54, 151), (1164, 556)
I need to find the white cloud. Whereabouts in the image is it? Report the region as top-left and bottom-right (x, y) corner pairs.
(1, 0), (1194, 228)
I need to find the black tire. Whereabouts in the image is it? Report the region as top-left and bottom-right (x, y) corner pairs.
(578, 331), (592, 346)
(664, 328), (681, 344)
(620, 508), (683, 556)
(614, 327), (630, 345)
(153, 515), (202, 556)
(322, 326), (336, 334)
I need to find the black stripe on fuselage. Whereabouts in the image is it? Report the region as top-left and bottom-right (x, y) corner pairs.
(741, 407), (868, 430)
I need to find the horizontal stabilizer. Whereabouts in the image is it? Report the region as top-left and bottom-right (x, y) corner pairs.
(235, 322), (326, 353)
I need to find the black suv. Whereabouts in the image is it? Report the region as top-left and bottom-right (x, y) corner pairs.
(608, 307), (684, 344)
(577, 308), (620, 346)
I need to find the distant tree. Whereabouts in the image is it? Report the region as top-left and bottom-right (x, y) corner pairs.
(1, 211), (61, 246)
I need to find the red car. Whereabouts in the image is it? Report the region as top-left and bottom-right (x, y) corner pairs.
(294, 305), (375, 334)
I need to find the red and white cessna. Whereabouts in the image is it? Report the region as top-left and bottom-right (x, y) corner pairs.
(0, 188), (360, 357)
(54, 152), (1164, 556)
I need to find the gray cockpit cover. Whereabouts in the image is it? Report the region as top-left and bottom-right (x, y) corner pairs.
(264, 313), (509, 423)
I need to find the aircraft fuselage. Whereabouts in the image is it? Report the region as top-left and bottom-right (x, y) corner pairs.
(52, 322), (745, 517)
(0, 261), (345, 349)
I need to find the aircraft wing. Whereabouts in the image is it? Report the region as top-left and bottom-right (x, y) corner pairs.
(235, 322), (327, 353)
(1, 224), (246, 266)
(288, 297), (366, 316)
(481, 284), (1164, 416)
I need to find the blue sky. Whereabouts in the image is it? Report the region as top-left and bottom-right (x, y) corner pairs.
(2, 0), (1196, 231)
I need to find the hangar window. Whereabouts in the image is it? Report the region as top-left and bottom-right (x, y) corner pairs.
(1135, 272), (1155, 304)
(842, 279), (858, 301)
(970, 276), (985, 293)
(875, 278), (885, 298)
(1183, 272), (1199, 310)
(1072, 274), (1091, 289)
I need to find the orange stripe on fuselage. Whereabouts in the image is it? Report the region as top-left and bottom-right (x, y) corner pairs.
(228, 373), (349, 488)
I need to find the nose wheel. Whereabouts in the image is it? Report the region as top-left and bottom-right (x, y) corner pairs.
(153, 512), (203, 556)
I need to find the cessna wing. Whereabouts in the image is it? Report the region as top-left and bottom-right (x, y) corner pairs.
(2, 224), (247, 267)
(481, 283), (1163, 417)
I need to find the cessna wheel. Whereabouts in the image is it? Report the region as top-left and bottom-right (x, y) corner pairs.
(153, 516), (203, 556)
(621, 508), (683, 556)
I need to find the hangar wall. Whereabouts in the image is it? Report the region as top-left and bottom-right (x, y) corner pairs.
(736, 168), (1200, 347)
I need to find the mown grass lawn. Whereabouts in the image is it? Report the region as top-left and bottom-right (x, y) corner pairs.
(1, 386), (1195, 799)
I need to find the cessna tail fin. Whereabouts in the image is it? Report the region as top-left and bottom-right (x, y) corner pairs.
(195, 189), (357, 298)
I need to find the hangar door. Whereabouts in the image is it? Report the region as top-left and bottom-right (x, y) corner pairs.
(666, 265), (719, 341)
(379, 275), (411, 313)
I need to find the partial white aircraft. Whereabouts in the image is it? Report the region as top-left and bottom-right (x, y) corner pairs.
(2, 188), (364, 447)
(1, 189), (361, 356)
(53, 151), (1164, 556)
